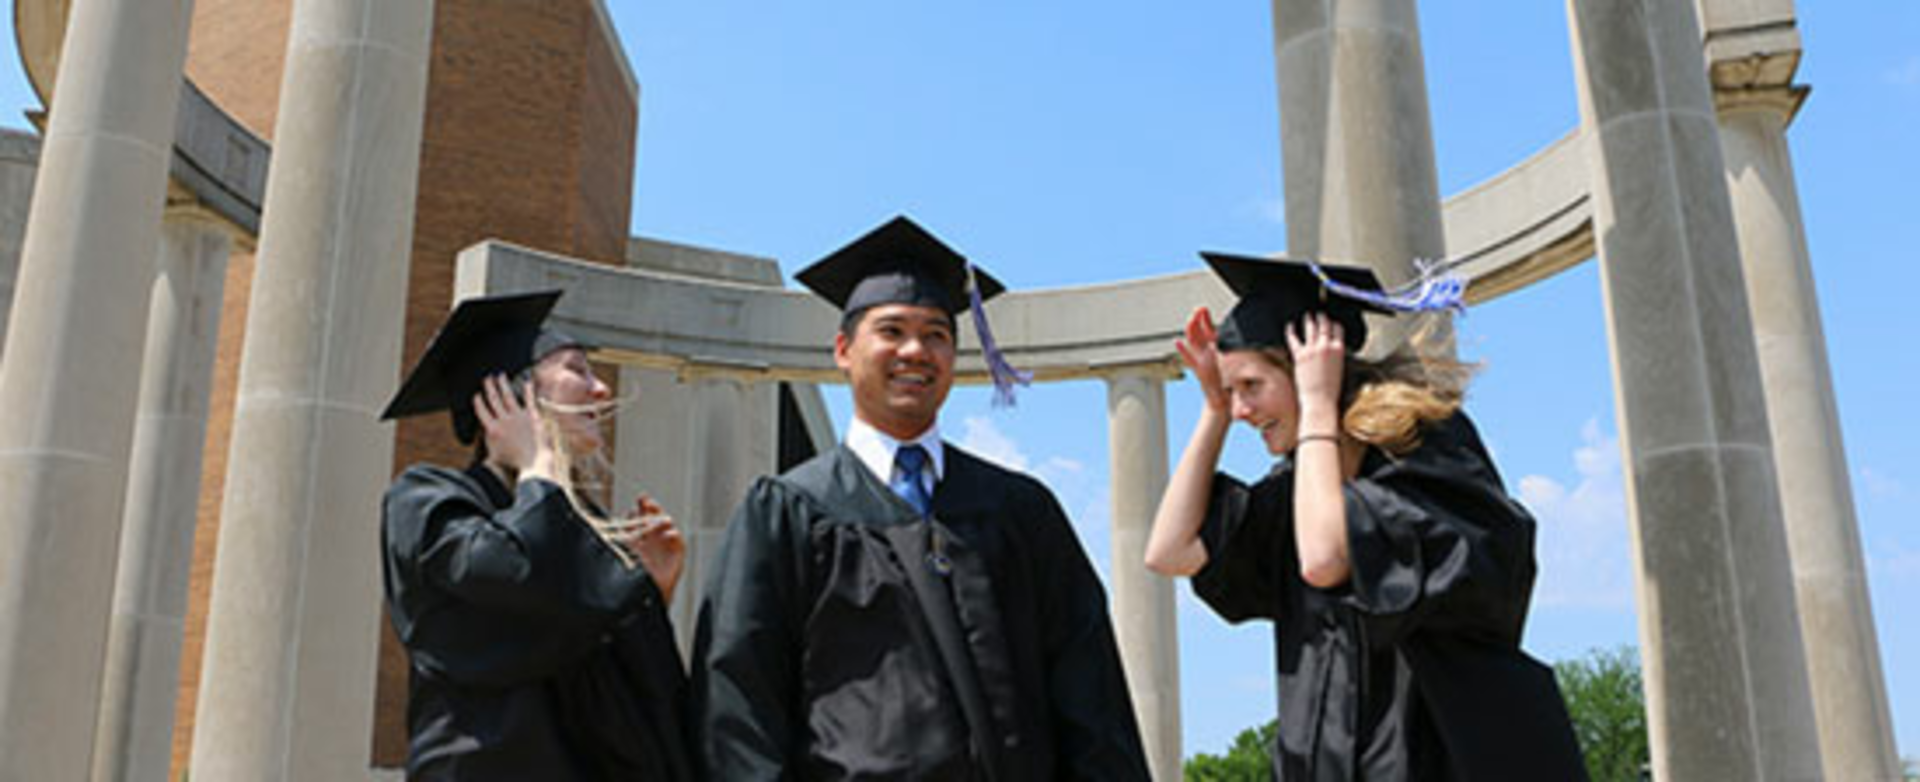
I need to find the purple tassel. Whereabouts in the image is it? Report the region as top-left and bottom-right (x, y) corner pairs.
(967, 261), (1032, 407)
(1307, 257), (1468, 315)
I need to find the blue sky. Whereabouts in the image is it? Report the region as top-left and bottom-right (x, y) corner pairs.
(4, 0), (1914, 762)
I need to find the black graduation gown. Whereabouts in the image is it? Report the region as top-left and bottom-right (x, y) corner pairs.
(1193, 413), (1588, 782)
(691, 444), (1151, 781)
(381, 464), (696, 781)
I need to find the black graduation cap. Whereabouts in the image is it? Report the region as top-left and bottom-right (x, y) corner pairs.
(795, 215), (1006, 316)
(1202, 252), (1395, 353)
(380, 289), (586, 444)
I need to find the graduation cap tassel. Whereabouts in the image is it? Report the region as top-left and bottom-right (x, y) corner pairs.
(967, 261), (1032, 407)
(1307, 258), (1469, 315)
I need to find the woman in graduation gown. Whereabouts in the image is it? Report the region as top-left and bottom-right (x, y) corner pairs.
(1145, 254), (1587, 781)
(379, 291), (696, 780)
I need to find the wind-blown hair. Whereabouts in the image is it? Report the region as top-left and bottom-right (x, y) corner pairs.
(535, 391), (638, 568)
(1255, 322), (1473, 457)
(471, 367), (636, 567)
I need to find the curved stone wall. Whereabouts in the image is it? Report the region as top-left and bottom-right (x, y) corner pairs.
(13, 2), (1887, 779)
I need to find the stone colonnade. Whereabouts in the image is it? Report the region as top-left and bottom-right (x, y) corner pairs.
(1705, 9), (1901, 776)
(1104, 371), (1180, 780)
(605, 237), (798, 656)
(91, 210), (236, 781)
(1271, 0), (1449, 353)
(0, 126), (252, 782)
(459, 2), (1891, 777)
(187, 0), (436, 779)
(624, 370), (775, 648)
(0, 0), (1896, 779)
(0, 0), (196, 779)
(1570, 0), (1831, 777)
(0, 130), (37, 351)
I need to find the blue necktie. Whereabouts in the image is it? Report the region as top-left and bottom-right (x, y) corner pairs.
(892, 444), (932, 516)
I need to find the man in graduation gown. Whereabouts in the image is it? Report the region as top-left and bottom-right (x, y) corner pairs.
(691, 216), (1151, 781)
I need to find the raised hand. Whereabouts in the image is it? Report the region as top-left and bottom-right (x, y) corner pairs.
(1174, 306), (1229, 414)
(475, 374), (542, 473)
(623, 494), (685, 602)
(1286, 314), (1346, 422)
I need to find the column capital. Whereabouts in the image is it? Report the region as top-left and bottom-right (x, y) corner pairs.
(1714, 82), (1811, 123)
(674, 361), (768, 385)
(161, 194), (256, 253)
(161, 199), (236, 231)
(1088, 357), (1184, 383)
(1709, 48), (1809, 122)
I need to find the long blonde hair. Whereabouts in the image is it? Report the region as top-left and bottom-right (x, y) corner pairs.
(1258, 324), (1473, 457)
(530, 382), (638, 567)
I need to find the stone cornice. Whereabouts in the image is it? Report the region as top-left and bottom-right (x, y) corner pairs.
(1714, 82), (1811, 122)
(1703, 14), (1807, 122)
(456, 239), (1233, 383)
(14, 0), (267, 235)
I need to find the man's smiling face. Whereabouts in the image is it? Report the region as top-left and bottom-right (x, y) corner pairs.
(834, 302), (957, 439)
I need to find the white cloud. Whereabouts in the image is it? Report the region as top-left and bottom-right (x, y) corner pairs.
(1239, 194), (1286, 225)
(951, 416), (1115, 578)
(954, 415), (1030, 472)
(1860, 467), (1905, 499)
(1522, 418), (1636, 611)
(1870, 540), (1920, 583)
(1517, 474), (1566, 508)
(1885, 56), (1920, 87)
(1038, 455), (1086, 484)
(1230, 674), (1274, 696)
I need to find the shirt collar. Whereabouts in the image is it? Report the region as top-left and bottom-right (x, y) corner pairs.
(845, 415), (945, 485)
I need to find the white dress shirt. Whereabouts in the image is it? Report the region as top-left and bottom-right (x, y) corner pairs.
(844, 416), (944, 500)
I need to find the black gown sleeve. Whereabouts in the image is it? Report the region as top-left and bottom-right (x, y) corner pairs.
(691, 478), (811, 781)
(1338, 415), (1536, 645)
(1191, 471), (1292, 623)
(384, 466), (657, 686)
(1025, 483), (1153, 781)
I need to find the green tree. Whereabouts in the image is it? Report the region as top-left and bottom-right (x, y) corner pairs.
(1185, 647), (1651, 781)
(1901, 754), (1917, 781)
(1555, 646), (1650, 782)
(1183, 720), (1275, 781)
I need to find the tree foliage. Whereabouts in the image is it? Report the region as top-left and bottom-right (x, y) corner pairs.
(1183, 720), (1275, 781)
(1555, 646), (1650, 782)
(1183, 647), (1652, 781)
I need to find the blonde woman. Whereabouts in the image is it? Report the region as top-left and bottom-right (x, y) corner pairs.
(1145, 254), (1585, 781)
(380, 291), (692, 780)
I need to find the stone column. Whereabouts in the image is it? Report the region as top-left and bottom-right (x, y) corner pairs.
(0, 130), (40, 354)
(1103, 370), (1180, 780)
(0, 0), (194, 777)
(612, 367), (696, 546)
(688, 374), (774, 654)
(90, 211), (233, 782)
(1566, 1), (1823, 778)
(188, 0), (435, 779)
(1270, 0), (1448, 353)
(610, 239), (787, 657)
(614, 368), (777, 659)
(614, 365), (696, 655)
(1717, 83), (1901, 779)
